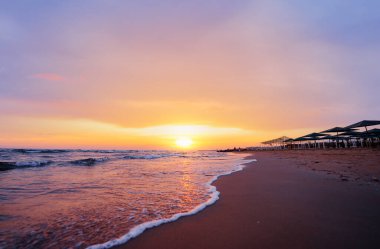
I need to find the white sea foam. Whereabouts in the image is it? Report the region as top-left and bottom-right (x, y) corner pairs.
(122, 153), (178, 160)
(123, 155), (166, 160)
(87, 158), (256, 249)
(69, 157), (110, 166)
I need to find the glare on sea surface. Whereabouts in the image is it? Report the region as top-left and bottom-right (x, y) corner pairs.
(175, 137), (193, 148)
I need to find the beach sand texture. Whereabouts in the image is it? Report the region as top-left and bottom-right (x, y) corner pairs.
(117, 149), (380, 249)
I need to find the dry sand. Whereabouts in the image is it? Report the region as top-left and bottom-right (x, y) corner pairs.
(116, 149), (380, 249)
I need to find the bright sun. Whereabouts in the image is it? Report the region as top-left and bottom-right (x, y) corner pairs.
(175, 137), (193, 148)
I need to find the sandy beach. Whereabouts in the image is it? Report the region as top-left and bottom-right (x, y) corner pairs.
(117, 149), (380, 249)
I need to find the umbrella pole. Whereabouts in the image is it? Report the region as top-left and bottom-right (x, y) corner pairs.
(364, 126), (368, 147)
(365, 125), (374, 147)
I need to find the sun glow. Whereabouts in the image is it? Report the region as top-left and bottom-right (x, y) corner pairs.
(0, 117), (253, 149)
(175, 137), (193, 148)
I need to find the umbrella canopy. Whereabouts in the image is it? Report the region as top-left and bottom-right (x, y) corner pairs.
(367, 128), (380, 134)
(261, 136), (291, 145)
(293, 137), (308, 141)
(302, 132), (327, 138)
(322, 135), (339, 140)
(339, 131), (364, 136)
(366, 129), (380, 138)
(345, 120), (380, 129)
(332, 135), (348, 140)
(284, 138), (294, 143)
(322, 127), (356, 133)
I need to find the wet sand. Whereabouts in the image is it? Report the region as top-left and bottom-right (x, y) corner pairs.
(116, 149), (380, 249)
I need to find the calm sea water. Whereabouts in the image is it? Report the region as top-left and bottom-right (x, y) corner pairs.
(0, 149), (251, 249)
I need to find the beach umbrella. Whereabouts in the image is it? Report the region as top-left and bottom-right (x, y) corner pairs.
(321, 127), (357, 148)
(345, 120), (380, 146)
(302, 132), (327, 139)
(367, 129), (380, 141)
(301, 132), (325, 137)
(322, 135), (341, 145)
(345, 120), (380, 132)
(339, 131), (365, 147)
(261, 136), (291, 148)
(302, 133), (326, 141)
(322, 135), (336, 140)
(333, 135), (347, 140)
(302, 132), (326, 149)
(283, 138), (294, 149)
(294, 137), (308, 141)
(293, 137), (308, 149)
(367, 128), (380, 134)
(339, 131), (363, 137)
(321, 127), (356, 135)
(320, 135), (335, 142)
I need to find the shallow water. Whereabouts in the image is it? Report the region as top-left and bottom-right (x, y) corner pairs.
(0, 149), (249, 249)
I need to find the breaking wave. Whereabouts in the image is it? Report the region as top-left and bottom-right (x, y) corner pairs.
(69, 157), (110, 166)
(0, 160), (52, 171)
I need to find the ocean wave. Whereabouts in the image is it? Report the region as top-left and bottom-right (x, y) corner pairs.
(10, 149), (70, 154)
(77, 149), (139, 153)
(122, 154), (170, 160)
(0, 160), (52, 171)
(86, 158), (256, 249)
(69, 157), (110, 166)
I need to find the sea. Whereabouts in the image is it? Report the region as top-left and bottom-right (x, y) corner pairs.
(0, 149), (252, 249)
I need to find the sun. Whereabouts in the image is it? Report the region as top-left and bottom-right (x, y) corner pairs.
(175, 137), (193, 148)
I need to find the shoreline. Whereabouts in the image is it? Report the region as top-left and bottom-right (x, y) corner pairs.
(114, 149), (380, 249)
(87, 156), (254, 249)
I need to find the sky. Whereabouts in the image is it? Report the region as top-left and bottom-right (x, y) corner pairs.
(1, 0), (379, 149)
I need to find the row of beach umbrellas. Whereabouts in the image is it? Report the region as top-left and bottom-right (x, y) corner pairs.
(263, 120), (380, 149)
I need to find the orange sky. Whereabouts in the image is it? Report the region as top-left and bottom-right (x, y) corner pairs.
(1, 1), (379, 149)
